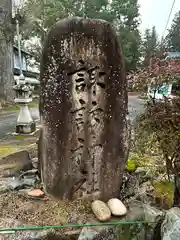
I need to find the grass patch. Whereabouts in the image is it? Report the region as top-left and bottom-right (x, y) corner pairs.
(1, 164), (18, 169)
(0, 145), (17, 156)
(0, 99), (38, 111)
(153, 181), (174, 209)
(14, 135), (25, 139)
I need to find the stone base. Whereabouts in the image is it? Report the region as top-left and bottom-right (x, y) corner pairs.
(12, 129), (40, 138)
(16, 122), (36, 134)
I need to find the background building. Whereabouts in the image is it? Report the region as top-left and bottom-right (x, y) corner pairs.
(13, 45), (39, 84)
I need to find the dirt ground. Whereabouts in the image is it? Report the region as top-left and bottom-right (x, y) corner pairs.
(0, 191), (94, 232)
(0, 132), (95, 234)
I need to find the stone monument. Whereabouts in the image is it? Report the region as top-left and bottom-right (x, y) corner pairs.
(39, 17), (129, 201)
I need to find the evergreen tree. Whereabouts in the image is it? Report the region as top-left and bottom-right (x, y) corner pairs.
(20, 0), (141, 70)
(142, 26), (158, 67)
(166, 11), (180, 51)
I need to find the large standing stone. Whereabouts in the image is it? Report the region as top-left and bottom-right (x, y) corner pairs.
(39, 17), (128, 200)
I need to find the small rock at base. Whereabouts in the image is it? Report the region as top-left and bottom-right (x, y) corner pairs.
(7, 178), (25, 190)
(91, 200), (111, 221)
(107, 198), (127, 216)
(28, 189), (44, 198)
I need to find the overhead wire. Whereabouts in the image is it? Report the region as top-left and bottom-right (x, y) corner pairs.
(162, 0), (176, 40)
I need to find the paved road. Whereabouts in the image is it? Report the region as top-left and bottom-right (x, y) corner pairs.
(0, 96), (145, 139)
(128, 95), (145, 123)
(0, 108), (40, 140)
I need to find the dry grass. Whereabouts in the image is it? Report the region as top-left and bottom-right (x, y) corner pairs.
(0, 145), (18, 157)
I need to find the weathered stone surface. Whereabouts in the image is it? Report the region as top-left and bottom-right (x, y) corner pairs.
(78, 200), (164, 240)
(120, 172), (139, 199)
(0, 150), (33, 178)
(32, 157), (38, 169)
(123, 180), (155, 205)
(7, 178), (25, 190)
(77, 191), (100, 201)
(78, 224), (117, 240)
(91, 200), (111, 221)
(135, 167), (146, 175)
(107, 198), (127, 216)
(161, 207), (180, 240)
(0, 177), (36, 193)
(19, 169), (39, 180)
(39, 17), (128, 200)
(0, 218), (77, 240)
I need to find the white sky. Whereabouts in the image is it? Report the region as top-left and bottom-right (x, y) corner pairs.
(139, 0), (180, 38)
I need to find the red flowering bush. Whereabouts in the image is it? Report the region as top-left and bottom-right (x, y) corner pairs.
(128, 57), (180, 92)
(132, 57), (180, 205)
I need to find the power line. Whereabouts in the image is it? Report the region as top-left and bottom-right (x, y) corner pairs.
(162, 0), (176, 40)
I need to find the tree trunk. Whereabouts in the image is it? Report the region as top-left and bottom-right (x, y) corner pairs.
(0, 0), (14, 102)
(173, 156), (180, 206)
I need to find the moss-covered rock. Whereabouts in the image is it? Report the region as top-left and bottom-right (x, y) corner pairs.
(126, 153), (154, 172)
(153, 181), (174, 209)
(126, 159), (137, 171)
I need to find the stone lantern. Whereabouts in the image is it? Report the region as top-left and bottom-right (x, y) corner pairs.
(13, 74), (36, 134)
